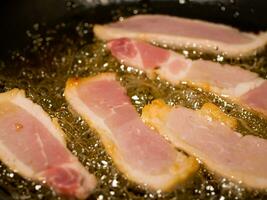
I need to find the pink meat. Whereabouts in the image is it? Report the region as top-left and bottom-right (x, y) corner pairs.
(94, 15), (267, 56)
(0, 89), (96, 199)
(188, 60), (258, 89)
(142, 101), (267, 188)
(109, 15), (251, 44)
(64, 73), (198, 191)
(241, 81), (267, 113)
(76, 78), (174, 173)
(107, 38), (267, 114)
(107, 38), (170, 70)
(167, 108), (267, 188)
(43, 166), (81, 197)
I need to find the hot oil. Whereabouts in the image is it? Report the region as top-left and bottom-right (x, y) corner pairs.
(0, 3), (267, 200)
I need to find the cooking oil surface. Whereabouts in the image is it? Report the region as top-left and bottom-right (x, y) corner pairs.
(0, 3), (267, 200)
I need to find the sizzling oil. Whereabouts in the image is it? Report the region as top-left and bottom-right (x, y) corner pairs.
(0, 4), (267, 200)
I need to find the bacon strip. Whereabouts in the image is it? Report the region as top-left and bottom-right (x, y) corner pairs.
(64, 73), (198, 191)
(0, 89), (97, 199)
(142, 99), (267, 189)
(107, 38), (267, 114)
(94, 14), (267, 57)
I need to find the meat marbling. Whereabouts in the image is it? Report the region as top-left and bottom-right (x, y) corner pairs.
(0, 89), (97, 199)
(64, 73), (198, 191)
(94, 14), (267, 57)
(142, 99), (267, 189)
(107, 38), (267, 114)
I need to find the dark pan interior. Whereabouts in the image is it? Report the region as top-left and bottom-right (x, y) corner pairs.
(0, 0), (267, 199)
(1, 0), (267, 58)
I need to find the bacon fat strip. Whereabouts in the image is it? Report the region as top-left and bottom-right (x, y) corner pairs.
(64, 73), (198, 191)
(142, 99), (267, 189)
(94, 14), (267, 57)
(0, 89), (97, 199)
(107, 38), (267, 114)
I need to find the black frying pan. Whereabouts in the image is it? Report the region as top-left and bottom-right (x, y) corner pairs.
(0, 0), (267, 199)
(1, 0), (267, 58)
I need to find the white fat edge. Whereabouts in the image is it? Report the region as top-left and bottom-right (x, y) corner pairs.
(145, 33), (267, 57)
(94, 25), (142, 42)
(51, 118), (67, 146)
(0, 89), (43, 178)
(173, 134), (267, 189)
(149, 105), (267, 189)
(67, 161), (97, 200)
(96, 25), (267, 57)
(129, 14), (253, 35)
(219, 78), (265, 97)
(64, 87), (114, 144)
(64, 84), (137, 156)
(10, 91), (66, 145)
(258, 31), (267, 42)
(0, 88), (22, 102)
(156, 52), (192, 84)
(168, 129), (267, 189)
(119, 39), (144, 72)
(130, 39), (143, 69)
(110, 14), (257, 40)
(65, 85), (196, 191)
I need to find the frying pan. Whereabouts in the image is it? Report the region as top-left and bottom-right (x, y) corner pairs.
(1, 0), (267, 58)
(0, 0), (267, 199)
